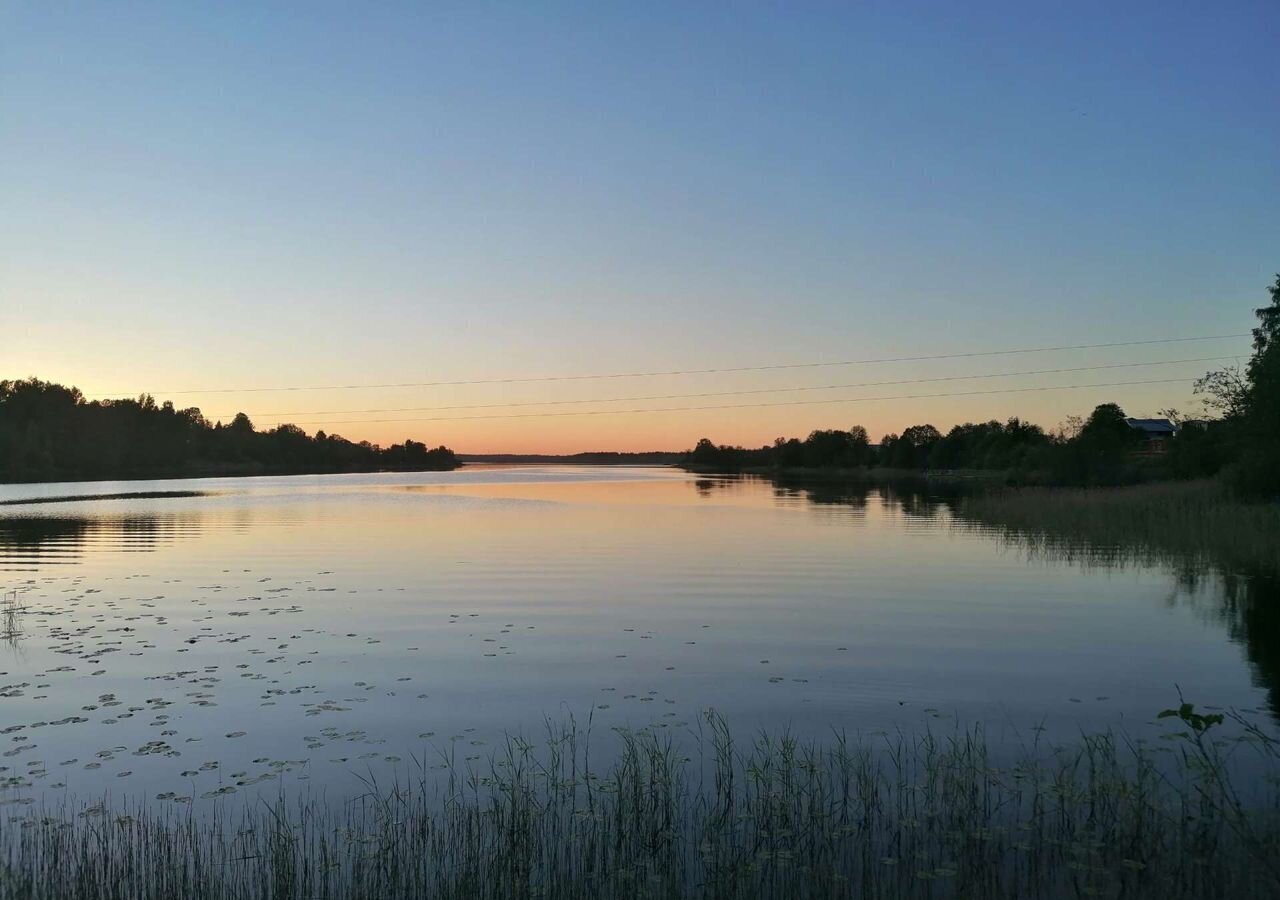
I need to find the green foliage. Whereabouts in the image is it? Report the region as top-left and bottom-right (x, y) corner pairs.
(1167, 420), (1230, 479)
(1157, 701), (1225, 734)
(0, 377), (460, 482)
(880, 423), (942, 468)
(1247, 274), (1280, 388)
(1042, 402), (1144, 485)
(686, 426), (876, 472)
(687, 437), (751, 470)
(1079, 402), (1133, 444)
(686, 275), (1280, 492)
(1194, 365), (1249, 419)
(1231, 276), (1280, 496)
(1193, 274), (1280, 497)
(927, 417), (1049, 471)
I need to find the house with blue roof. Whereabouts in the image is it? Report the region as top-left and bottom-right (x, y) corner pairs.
(1125, 418), (1178, 455)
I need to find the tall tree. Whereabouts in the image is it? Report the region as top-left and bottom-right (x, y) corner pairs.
(1236, 275), (1280, 495)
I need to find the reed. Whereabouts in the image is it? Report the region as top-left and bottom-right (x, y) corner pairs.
(2, 705), (1277, 899)
(956, 479), (1280, 575)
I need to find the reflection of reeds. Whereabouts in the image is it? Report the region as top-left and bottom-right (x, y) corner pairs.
(955, 479), (1280, 576)
(2, 710), (1278, 899)
(0, 590), (24, 646)
(953, 481), (1280, 720)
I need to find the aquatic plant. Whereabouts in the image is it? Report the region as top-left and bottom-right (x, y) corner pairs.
(1, 706), (1277, 899)
(956, 478), (1280, 575)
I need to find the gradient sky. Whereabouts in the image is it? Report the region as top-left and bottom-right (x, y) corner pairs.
(3, 2), (1276, 453)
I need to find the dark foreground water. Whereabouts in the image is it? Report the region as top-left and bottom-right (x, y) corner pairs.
(0, 466), (1271, 809)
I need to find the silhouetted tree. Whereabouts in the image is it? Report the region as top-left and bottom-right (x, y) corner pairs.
(1233, 275), (1280, 495)
(685, 275), (1280, 496)
(926, 418), (1049, 472)
(0, 378), (460, 483)
(880, 424), (941, 469)
(1194, 366), (1249, 420)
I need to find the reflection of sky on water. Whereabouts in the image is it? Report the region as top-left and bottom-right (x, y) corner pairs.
(0, 466), (1272, 812)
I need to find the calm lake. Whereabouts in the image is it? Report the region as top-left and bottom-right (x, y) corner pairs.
(0, 466), (1272, 808)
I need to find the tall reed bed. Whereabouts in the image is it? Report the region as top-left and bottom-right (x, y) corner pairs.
(956, 479), (1280, 575)
(2, 707), (1277, 899)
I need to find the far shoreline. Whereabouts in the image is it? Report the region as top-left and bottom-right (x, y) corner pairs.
(679, 462), (1005, 484)
(0, 462), (465, 489)
(0, 458), (689, 490)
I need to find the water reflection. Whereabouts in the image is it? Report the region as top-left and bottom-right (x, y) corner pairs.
(0, 467), (1271, 810)
(0, 514), (205, 571)
(772, 478), (870, 515)
(1, 589), (25, 651)
(692, 474), (1280, 720)
(693, 473), (950, 520)
(1216, 573), (1280, 716)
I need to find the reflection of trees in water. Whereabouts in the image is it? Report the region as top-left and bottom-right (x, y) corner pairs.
(693, 473), (956, 518)
(774, 478), (871, 513)
(950, 505), (1280, 715)
(689, 474), (1280, 721)
(947, 498), (1280, 721)
(1216, 573), (1280, 716)
(690, 473), (876, 512)
(876, 484), (956, 520)
(0, 514), (203, 570)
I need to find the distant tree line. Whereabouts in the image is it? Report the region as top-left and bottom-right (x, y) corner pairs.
(685, 274), (1280, 496)
(461, 452), (684, 465)
(0, 380), (459, 483)
(685, 406), (1229, 487)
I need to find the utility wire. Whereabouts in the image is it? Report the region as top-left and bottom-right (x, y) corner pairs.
(253, 377), (1200, 427)
(221, 355), (1231, 420)
(106, 333), (1248, 396)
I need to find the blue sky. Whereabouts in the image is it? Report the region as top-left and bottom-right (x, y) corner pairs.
(3, 2), (1276, 451)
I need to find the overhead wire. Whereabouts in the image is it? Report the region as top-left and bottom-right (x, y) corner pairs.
(222, 355), (1232, 421)
(101, 333), (1248, 396)
(251, 377), (1204, 427)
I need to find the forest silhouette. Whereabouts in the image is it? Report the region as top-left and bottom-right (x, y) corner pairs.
(686, 276), (1280, 495)
(0, 379), (458, 483)
(683, 405), (1228, 487)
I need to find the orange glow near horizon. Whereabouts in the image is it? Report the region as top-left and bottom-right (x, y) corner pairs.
(22, 361), (1218, 455)
(4, 3), (1267, 461)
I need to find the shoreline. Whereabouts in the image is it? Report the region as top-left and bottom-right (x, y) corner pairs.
(0, 462), (464, 489)
(679, 463), (1006, 484)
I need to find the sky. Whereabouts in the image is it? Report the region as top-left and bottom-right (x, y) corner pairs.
(2, 1), (1276, 453)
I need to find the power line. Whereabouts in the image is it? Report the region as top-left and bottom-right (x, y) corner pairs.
(222, 355), (1231, 420)
(254, 377), (1200, 427)
(103, 333), (1248, 396)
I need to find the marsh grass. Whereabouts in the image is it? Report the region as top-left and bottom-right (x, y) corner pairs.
(2, 708), (1278, 899)
(956, 479), (1280, 575)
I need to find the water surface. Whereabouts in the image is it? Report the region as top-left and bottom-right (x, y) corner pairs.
(0, 466), (1271, 808)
